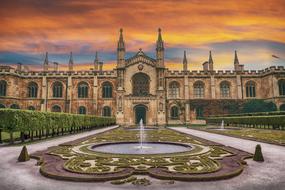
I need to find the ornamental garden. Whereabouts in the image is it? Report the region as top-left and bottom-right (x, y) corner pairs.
(1, 106), (284, 187)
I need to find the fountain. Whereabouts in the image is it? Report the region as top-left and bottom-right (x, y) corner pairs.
(90, 118), (193, 155)
(220, 120), (224, 130)
(139, 119), (144, 149)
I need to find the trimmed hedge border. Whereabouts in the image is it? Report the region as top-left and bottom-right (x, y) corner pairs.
(210, 111), (285, 118)
(206, 115), (285, 130)
(0, 109), (116, 144)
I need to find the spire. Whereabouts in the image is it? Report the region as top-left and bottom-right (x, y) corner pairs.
(208, 51), (214, 71)
(94, 51), (99, 71)
(234, 50), (239, 65)
(43, 52), (48, 71)
(156, 28), (164, 50)
(68, 52), (73, 71)
(117, 28), (125, 51)
(183, 50), (188, 72)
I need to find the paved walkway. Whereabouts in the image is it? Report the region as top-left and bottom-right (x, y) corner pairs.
(0, 126), (284, 190)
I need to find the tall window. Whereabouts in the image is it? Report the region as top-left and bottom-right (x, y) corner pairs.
(28, 106), (35, 111)
(196, 107), (203, 118)
(169, 81), (180, 98)
(102, 106), (111, 116)
(278, 79), (285, 96)
(132, 73), (149, 96)
(194, 81), (205, 98)
(53, 81), (63, 98)
(246, 81), (256, 97)
(220, 81), (230, 98)
(28, 82), (38, 98)
(52, 105), (61, 112)
(0, 80), (7, 96)
(102, 82), (112, 98)
(78, 106), (86, 114)
(170, 106), (179, 119)
(0, 104), (5, 108)
(78, 82), (88, 98)
(10, 104), (20, 109)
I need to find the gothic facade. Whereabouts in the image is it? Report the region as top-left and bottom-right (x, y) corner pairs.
(0, 29), (285, 126)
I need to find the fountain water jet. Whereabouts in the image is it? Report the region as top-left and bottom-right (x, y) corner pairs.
(220, 120), (224, 130)
(139, 119), (144, 149)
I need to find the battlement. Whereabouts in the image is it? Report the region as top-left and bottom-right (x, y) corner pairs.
(165, 66), (285, 77)
(0, 66), (116, 77)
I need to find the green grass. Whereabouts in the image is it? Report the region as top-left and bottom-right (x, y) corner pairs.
(193, 126), (285, 145)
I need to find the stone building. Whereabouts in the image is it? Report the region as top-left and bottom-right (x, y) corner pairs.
(0, 29), (285, 126)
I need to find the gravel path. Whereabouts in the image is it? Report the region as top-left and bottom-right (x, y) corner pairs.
(0, 126), (284, 190)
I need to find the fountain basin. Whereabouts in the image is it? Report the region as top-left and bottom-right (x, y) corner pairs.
(90, 142), (192, 155)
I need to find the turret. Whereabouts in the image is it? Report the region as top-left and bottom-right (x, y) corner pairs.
(99, 61), (103, 72)
(43, 52), (48, 71)
(208, 51), (214, 71)
(68, 52), (73, 71)
(234, 50), (244, 71)
(183, 50), (188, 72)
(94, 51), (99, 71)
(156, 28), (164, 67)
(117, 28), (125, 68)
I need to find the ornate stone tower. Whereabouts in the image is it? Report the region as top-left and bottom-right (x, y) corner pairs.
(117, 28), (125, 68)
(116, 28), (126, 124)
(155, 28), (166, 125)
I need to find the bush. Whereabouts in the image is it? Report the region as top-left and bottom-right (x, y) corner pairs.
(206, 115), (285, 130)
(253, 144), (264, 162)
(0, 109), (116, 143)
(18, 145), (30, 162)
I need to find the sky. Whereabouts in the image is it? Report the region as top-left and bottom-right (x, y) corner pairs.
(0, 0), (284, 71)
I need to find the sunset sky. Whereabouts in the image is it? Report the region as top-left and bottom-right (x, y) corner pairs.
(0, 0), (284, 71)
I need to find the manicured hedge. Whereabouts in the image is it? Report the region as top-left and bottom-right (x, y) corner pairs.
(0, 109), (116, 144)
(210, 111), (285, 118)
(206, 115), (285, 130)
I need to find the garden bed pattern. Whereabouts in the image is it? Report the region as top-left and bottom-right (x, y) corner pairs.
(31, 127), (252, 182)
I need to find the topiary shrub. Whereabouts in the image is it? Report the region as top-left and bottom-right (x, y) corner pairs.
(18, 145), (30, 162)
(253, 144), (264, 162)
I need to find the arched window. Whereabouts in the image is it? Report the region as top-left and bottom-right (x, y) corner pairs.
(102, 106), (111, 117)
(78, 106), (86, 114)
(132, 73), (150, 96)
(194, 81), (205, 98)
(53, 81), (63, 98)
(0, 80), (7, 96)
(0, 104), (5, 108)
(246, 81), (256, 97)
(78, 82), (88, 98)
(170, 106), (179, 119)
(280, 104), (285, 111)
(278, 79), (285, 96)
(169, 81), (180, 98)
(28, 106), (35, 111)
(220, 81), (230, 98)
(10, 104), (20, 109)
(102, 82), (112, 98)
(28, 82), (38, 98)
(51, 105), (61, 112)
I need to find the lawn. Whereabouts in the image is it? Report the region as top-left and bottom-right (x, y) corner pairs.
(193, 126), (285, 145)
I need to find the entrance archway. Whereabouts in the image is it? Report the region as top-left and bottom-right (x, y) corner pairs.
(134, 105), (147, 124)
